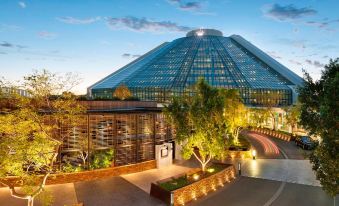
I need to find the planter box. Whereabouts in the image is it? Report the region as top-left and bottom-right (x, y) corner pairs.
(150, 163), (235, 206)
(1, 160), (156, 187)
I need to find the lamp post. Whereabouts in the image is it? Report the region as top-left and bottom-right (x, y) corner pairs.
(252, 149), (257, 160)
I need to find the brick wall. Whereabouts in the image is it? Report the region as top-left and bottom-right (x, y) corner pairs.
(173, 165), (235, 206)
(0, 160), (156, 187)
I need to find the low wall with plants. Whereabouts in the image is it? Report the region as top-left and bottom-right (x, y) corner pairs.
(0, 160), (156, 187)
(250, 127), (292, 141)
(150, 163), (235, 206)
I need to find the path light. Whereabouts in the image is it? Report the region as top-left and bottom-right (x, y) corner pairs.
(207, 168), (215, 173)
(252, 149), (257, 160)
(193, 174), (200, 181)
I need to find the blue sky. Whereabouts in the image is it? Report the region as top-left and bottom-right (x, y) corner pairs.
(0, 0), (338, 94)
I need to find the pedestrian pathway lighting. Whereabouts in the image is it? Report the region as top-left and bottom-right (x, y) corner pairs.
(192, 173), (200, 181)
(252, 149), (257, 160)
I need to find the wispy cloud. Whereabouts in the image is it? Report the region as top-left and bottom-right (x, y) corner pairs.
(18, 1), (26, 9)
(106, 16), (194, 32)
(305, 59), (325, 68)
(276, 38), (307, 49)
(305, 18), (339, 31)
(0, 24), (21, 32)
(167, 0), (215, 15)
(0, 51), (7, 55)
(122, 53), (142, 58)
(56, 16), (101, 24)
(263, 4), (317, 21)
(289, 59), (302, 66)
(0, 41), (27, 49)
(266, 51), (282, 59)
(179, 2), (201, 11)
(37, 31), (57, 39)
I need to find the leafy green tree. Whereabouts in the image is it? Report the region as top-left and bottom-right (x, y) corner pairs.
(283, 101), (301, 135)
(298, 58), (338, 199)
(165, 79), (228, 171)
(248, 108), (269, 128)
(222, 89), (247, 144)
(0, 70), (85, 206)
(251, 91), (282, 130)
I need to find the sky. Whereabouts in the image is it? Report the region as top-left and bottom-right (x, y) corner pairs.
(0, 0), (338, 94)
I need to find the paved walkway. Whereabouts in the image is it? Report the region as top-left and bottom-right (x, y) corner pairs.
(122, 164), (194, 193)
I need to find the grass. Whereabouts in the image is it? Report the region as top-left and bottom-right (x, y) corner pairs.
(158, 164), (227, 191)
(158, 176), (189, 191)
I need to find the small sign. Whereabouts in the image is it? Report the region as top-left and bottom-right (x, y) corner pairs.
(161, 146), (168, 157)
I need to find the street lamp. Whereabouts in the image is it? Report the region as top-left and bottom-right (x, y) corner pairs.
(252, 149), (257, 160)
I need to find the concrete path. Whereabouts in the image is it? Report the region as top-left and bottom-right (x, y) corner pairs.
(74, 176), (164, 206)
(240, 159), (320, 186)
(122, 164), (193, 193)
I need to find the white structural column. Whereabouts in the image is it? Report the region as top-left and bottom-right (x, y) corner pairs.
(155, 143), (173, 168)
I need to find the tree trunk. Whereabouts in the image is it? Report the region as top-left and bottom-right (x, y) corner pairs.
(1, 173), (50, 206)
(28, 197), (34, 206)
(192, 152), (211, 172)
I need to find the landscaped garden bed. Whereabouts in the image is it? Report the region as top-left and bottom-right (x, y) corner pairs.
(150, 163), (235, 206)
(226, 134), (252, 158)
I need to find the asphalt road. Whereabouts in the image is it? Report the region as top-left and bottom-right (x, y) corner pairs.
(190, 176), (334, 206)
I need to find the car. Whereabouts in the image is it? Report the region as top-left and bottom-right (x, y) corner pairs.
(295, 136), (316, 150)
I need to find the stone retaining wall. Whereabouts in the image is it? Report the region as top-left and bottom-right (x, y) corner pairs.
(250, 128), (292, 141)
(0, 160), (156, 187)
(172, 164), (235, 206)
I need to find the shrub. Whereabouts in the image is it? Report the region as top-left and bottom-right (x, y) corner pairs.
(90, 149), (115, 169)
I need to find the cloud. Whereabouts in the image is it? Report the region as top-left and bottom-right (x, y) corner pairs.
(305, 18), (339, 31)
(0, 24), (21, 32)
(0, 41), (27, 49)
(264, 4), (317, 21)
(106, 16), (193, 32)
(305, 59), (325, 68)
(18, 1), (26, 8)
(0, 51), (7, 54)
(56, 16), (101, 24)
(276, 38), (307, 49)
(0, 41), (14, 47)
(267, 51), (282, 59)
(37, 31), (57, 39)
(289, 59), (302, 66)
(179, 2), (202, 11)
(122, 53), (142, 58)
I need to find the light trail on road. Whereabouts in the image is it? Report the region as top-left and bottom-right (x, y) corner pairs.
(248, 133), (280, 155)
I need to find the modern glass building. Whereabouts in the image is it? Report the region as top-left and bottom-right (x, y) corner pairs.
(88, 29), (303, 107)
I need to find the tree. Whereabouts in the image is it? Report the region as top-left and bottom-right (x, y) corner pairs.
(222, 89), (247, 144)
(284, 101), (301, 135)
(164, 79), (228, 171)
(248, 108), (269, 128)
(0, 69), (85, 206)
(298, 58), (339, 199)
(113, 84), (132, 100)
(251, 91), (282, 130)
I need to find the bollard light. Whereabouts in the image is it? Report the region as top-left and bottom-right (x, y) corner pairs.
(252, 149), (257, 160)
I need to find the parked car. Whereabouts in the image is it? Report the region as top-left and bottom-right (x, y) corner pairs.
(295, 136), (317, 150)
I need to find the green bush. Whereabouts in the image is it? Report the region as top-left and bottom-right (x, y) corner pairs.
(90, 149), (115, 169)
(62, 161), (83, 173)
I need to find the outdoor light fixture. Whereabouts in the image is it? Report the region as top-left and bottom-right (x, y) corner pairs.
(207, 168), (215, 173)
(252, 149), (257, 160)
(196, 28), (204, 36)
(193, 174), (200, 181)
